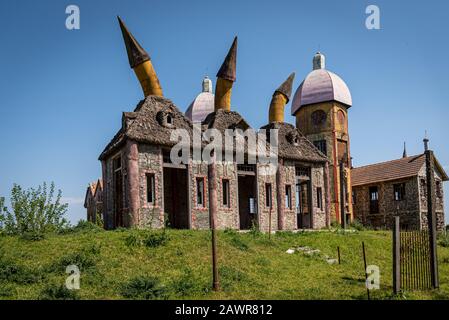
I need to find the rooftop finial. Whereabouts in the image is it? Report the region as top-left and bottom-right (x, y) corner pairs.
(202, 75), (213, 93)
(403, 142), (407, 158)
(313, 52), (325, 70)
(423, 131), (429, 152)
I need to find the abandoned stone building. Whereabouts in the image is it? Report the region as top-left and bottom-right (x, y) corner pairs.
(352, 151), (447, 231)
(86, 17), (446, 231)
(84, 179), (103, 223)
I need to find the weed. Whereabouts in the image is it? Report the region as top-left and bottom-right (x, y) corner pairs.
(0, 258), (42, 284)
(39, 283), (79, 300)
(170, 268), (209, 297)
(120, 275), (168, 300)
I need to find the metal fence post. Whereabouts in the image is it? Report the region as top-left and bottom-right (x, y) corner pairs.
(393, 216), (401, 294)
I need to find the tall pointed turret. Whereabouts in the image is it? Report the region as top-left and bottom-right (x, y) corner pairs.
(117, 16), (163, 97)
(214, 37), (237, 112)
(269, 73), (295, 123)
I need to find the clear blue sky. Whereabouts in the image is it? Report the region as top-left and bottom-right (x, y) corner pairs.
(0, 0), (448, 224)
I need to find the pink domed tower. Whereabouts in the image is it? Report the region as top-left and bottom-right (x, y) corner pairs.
(291, 52), (353, 224)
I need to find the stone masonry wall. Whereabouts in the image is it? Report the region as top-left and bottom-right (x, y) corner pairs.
(352, 177), (421, 230)
(138, 144), (164, 228)
(189, 161), (210, 230)
(257, 164), (278, 232)
(215, 162), (239, 230)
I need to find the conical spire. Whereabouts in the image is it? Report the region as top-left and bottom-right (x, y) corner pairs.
(216, 37), (237, 82)
(117, 16), (150, 69)
(275, 72), (295, 103)
(269, 72), (295, 123)
(403, 142), (407, 158)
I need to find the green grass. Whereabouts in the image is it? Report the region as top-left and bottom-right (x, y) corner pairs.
(0, 228), (448, 300)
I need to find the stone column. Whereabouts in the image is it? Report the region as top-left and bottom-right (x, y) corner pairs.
(324, 161), (331, 228)
(126, 140), (140, 227)
(277, 159), (284, 230)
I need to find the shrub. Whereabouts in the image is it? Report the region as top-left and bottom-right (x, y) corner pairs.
(349, 219), (366, 231)
(438, 232), (449, 248)
(120, 275), (168, 300)
(142, 232), (169, 248)
(170, 268), (209, 297)
(60, 220), (103, 235)
(248, 221), (261, 238)
(0, 283), (15, 297)
(39, 284), (79, 300)
(124, 230), (169, 248)
(0, 258), (42, 284)
(0, 182), (69, 238)
(50, 245), (99, 273)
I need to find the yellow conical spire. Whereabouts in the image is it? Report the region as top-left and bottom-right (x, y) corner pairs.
(118, 16), (163, 97)
(214, 37), (237, 112)
(269, 73), (295, 123)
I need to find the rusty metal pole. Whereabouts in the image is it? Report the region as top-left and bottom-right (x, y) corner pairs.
(208, 152), (220, 291)
(339, 161), (347, 229)
(337, 246), (341, 264)
(393, 216), (401, 294)
(362, 242), (370, 300)
(424, 139), (439, 289)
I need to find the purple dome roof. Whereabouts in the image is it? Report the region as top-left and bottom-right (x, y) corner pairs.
(185, 92), (214, 123)
(291, 69), (352, 115)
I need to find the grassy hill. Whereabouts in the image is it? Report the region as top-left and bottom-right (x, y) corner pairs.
(1, 226), (448, 300)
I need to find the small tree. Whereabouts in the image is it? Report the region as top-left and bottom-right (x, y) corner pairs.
(0, 197), (7, 233)
(0, 182), (69, 237)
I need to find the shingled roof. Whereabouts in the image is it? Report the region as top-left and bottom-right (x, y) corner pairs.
(260, 122), (328, 163)
(351, 154), (449, 187)
(99, 95), (193, 160)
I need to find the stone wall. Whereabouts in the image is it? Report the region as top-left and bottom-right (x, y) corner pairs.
(353, 177), (421, 230)
(215, 162), (239, 229)
(257, 164), (278, 232)
(137, 144), (165, 228)
(102, 141), (329, 232)
(189, 161), (210, 230)
(417, 167), (445, 231)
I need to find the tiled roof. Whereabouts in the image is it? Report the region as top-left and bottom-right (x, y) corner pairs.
(351, 154), (448, 186)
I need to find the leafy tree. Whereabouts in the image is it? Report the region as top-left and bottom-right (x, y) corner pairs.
(0, 182), (68, 237)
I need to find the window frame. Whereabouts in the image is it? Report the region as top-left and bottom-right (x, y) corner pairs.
(196, 177), (205, 208)
(313, 140), (327, 156)
(316, 187), (323, 209)
(265, 183), (272, 208)
(285, 185), (292, 209)
(146, 173), (156, 204)
(393, 183), (406, 201)
(222, 179), (230, 208)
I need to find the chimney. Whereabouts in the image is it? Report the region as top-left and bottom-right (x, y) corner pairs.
(118, 16), (163, 97)
(269, 73), (295, 123)
(214, 37), (237, 112)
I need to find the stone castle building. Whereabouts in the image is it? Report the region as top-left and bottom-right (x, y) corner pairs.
(86, 17), (446, 231)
